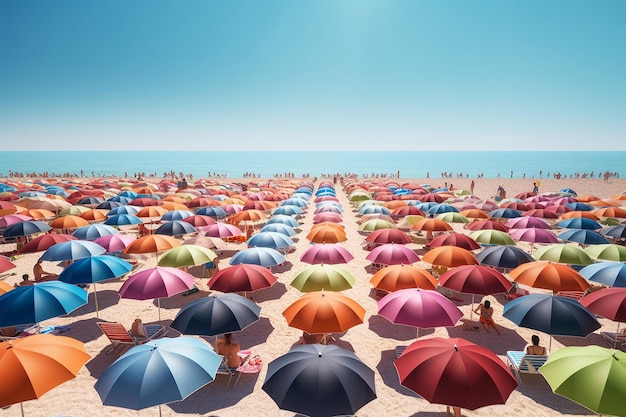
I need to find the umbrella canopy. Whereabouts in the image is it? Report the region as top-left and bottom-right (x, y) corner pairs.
(49, 215), (89, 230)
(171, 293), (261, 336)
(395, 337), (518, 410)
(200, 223), (244, 238)
(283, 291), (365, 335)
(207, 264), (277, 293)
(378, 288), (463, 329)
(93, 233), (137, 253)
(0, 281), (88, 327)
(306, 225), (347, 243)
(422, 246), (478, 268)
(262, 344), (376, 417)
(556, 218), (603, 230)
(17, 233), (78, 255)
(358, 219), (396, 232)
(154, 220), (198, 237)
(290, 264), (355, 292)
(40, 240), (106, 262)
(533, 244), (594, 265)
(94, 337), (221, 411)
(71, 224), (119, 240)
(476, 245), (534, 269)
(229, 247), (285, 267)
(247, 231), (294, 249)
(300, 243), (354, 265)
(601, 225), (626, 239)
(120, 266), (196, 301)
(410, 218), (453, 232)
(123, 234), (181, 255)
(365, 243), (420, 266)
(0, 334), (90, 409)
(557, 229), (609, 245)
(466, 219), (509, 232)
(469, 229), (515, 246)
(508, 228), (559, 244)
(104, 214), (143, 226)
(539, 345), (626, 417)
(505, 216), (551, 229)
(58, 255), (132, 285)
(260, 222), (297, 236)
(439, 265), (512, 295)
(428, 232), (481, 251)
(365, 228), (411, 245)
(157, 244), (217, 268)
(580, 287), (626, 322)
(266, 214), (300, 228)
(370, 264), (438, 292)
(3, 221), (52, 238)
(503, 294), (600, 337)
(510, 261), (591, 292)
(584, 244), (626, 262)
(579, 262), (626, 287)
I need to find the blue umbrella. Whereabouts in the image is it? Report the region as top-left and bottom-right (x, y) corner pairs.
(0, 281), (88, 326)
(40, 240), (106, 262)
(564, 202), (593, 211)
(557, 218), (603, 230)
(104, 214), (143, 226)
(559, 188), (578, 196)
(359, 205), (390, 215)
(171, 293), (261, 336)
(489, 208), (523, 219)
(72, 224), (120, 240)
(476, 246), (534, 269)
(557, 229), (609, 245)
(195, 206), (228, 218)
(107, 195), (133, 204)
(2, 220), (52, 237)
(229, 247), (285, 267)
(155, 220), (197, 236)
(94, 337), (221, 412)
(600, 225), (626, 239)
(579, 262), (626, 287)
(282, 198), (308, 208)
(266, 215), (300, 228)
(273, 205), (303, 216)
(96, 201), (122, 210)
(59, 255), (132, 316)
(260, 223), (297, 237)
(246, 231), (294, 250)
(161, 210), (194, 221)
(107, 205), (140, 216)
(426, 204), (459, 216)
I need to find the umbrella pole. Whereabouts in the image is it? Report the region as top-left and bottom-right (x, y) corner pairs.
(470, 294), (475, 321)
(94, 283), (99, 318)
(549, 335), (553, 352)
(159, 404), (162, 417)
(20, 402), (24, 417)
(158, 298), (161, 322)
(614, 323), (621, 349)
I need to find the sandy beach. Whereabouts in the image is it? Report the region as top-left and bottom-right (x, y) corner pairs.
(1, 176), (625, 417)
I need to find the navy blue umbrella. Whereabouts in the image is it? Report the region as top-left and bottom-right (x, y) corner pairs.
(600, 225), (626, 239)
(40, 240), (106, 262)
(72, 224), (119, 240)
(154, 220), (197, 236)
(565, 202), (593, 211)
(161, 209), (194, 222)
(489, 208), (523, 219)
(476, 246), (534, 269)
(104, 214), (143, 226)
(579, 262), (626, 287)
(195, 206), (228, 218)
(557, 218), (603, 230)
(557, 229), (609, 245)
(2, 221), (51, 237)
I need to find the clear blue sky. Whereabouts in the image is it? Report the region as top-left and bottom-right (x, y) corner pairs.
(1, 0), (625, 151)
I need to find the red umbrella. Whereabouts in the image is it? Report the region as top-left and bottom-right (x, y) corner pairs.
(365, 229), (411, 245)
(18, 233), (77, 254)
(466, 220), (509, 232)
(395, 337), (518, 410)
(312, 212), (343, 224)
(300, 244), (354, 265)
(208, 264), (277, 294)
(182, 215), (217, 227)
(428, 233), (480, 251)
(0, 256), (16, 274)
(366, 243), (420, 266)
(580, 287), (626, 323)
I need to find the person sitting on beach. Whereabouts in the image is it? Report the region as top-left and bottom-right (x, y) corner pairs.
(216, 333), (245, 368)
(15, 273), (35, 287)
(474, 299), (501, 335)
(130, 318), (147, 340)
(526, 334), (547, 355)
(297, 331), (324, 345)
(33, 258), (58, 282)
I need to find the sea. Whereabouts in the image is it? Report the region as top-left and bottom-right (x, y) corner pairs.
(1, 151), (624, 180)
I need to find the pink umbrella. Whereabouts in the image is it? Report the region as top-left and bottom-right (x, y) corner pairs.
(508, 228), (559, 254)
(313, 212), (343, 224)
(366, 244), (420, 266)
(0, 214), (33, 228)
(378, 288), (463, 337)
(94, 234), (137, 253)
(199, 223), (243, 238)
(119, 266), (196, 320)
(505, 217), (551, 230)
(300, 244), (354, 265)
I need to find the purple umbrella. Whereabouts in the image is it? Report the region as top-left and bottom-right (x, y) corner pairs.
(378, 288), (463, 337)
(505, 217), (551, 230)
(508, 228), (559, 253)
(366, 243), (420, 266)
(119, 266), (196, 320)
(300, 244), (354, 265)
(94, 234), (137, 253)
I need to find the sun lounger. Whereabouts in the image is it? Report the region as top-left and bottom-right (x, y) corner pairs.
(506, 351), (549, 384)
(97, 322), (168, 354)
(601, 331), (626, 351)
(0, 324), (39, 341)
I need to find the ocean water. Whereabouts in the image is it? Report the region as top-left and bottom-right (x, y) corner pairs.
(0, 151), (623, 179)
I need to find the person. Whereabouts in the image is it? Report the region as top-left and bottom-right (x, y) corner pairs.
(15, 273), (35, 287)
(526, 334), (547, 355)
(532, 182), (539, 193)
(130, 318), (147, 340)
(446, 406), (461, 417)
(474, 299), (501, 335)
(497, 185), (506, 200)
(216, 333), (245, 368)
(297, 331), (324, 345)
(470, 180), (475, 195)
(33, 258), (58, 282)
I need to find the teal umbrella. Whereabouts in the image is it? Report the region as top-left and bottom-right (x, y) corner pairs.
(539, 345), (626, 417)
(291, 264), (356, 292)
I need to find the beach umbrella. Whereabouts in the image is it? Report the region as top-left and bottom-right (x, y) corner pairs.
(593, 207), (626, 218)
(524, 208), (560, 219)
(104, 214), (144, 226)
(580, 287), (626, 323)
(0, 334), (90, 414)
(600, 225), (626, 239)
(0, 256), (16, 274)
(107, 205), (140, 216)
(436, 212), (469, 224)
(207, 264), (277, 294)
(358, 219), (396, 232)
(182, 214), (217, 227)
(377, 289), (463, 337)
(370, 264), (438, 292)
(135, 206), (168, 219)
(299, 243), (354, 265)
(260, 223), (297, 237)
(161, 209), (194, 221)
(428, 232), (481, 251)
(0, 281), (14, 295)
(290, 264), (355, 292)
(229, 209), (268, 226)
(314, 204), (343, 215)
(262, 344), (376, 417)
(195, 206), (228, 219)
(154, 220), (197, 237)
(365, 228), (411, 245)
(510, 261), (590, 292)
(48, 215), (89, 230)
(489, 208), (522, 219)
(16, 233), (76, 254)
(71, 223), (119, 240)
(466, 219), (509, 232)
(395, 337), (518, 411)
(459, 209), (489, 219)
(39, 239), (106, 262)
(265, 214), (300, 228)
(359, 205), (391, 216)
(469, 229), (515, 246)
(422, 246), (478, 268)
(584, 244), (626, 262)
(579, 262), (626, 287)
(508, 228), (559, 248)
(93, 233), (137, 253)
(283, 291), (365, 337)
(539, 345), (626, 417)
(94, 337), (221, 414)
(505, 216), (551, 229)
(246, 231), (294, 250)
(3, 221), (51, 238)
(365, 243), (420, 266)
(556, 218), (602, 230)
(273, 205), (303, 217)
(533, 244), (594, 266)
(306, 225), (347, 243)
(123, 234), (181, 255)
(0, 214), (32, 228)
(229, 247), (285, 268)
(0, 281), (88, 327)
(170, 293), (261, 336)
(560, 210), (601, 221)
(557, 229), (609, 245)
(157, 244), (217, 268)
(119, 267), (195, 321)
(200, 223), (243, 238)
(410, 218), (453, 232)
(476, 245), (534, 270)
(312, 212), (342, 224)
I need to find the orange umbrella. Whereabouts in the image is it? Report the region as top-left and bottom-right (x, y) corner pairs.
(229, 209), (268, 225)
(21, 209), (56, 220)
(123, 234), (181, 255)
(410, 218), (453, 232)
(510, 261), (591, 292)
(48, 215), (89, 230)
(0, 334), (90, 411)
(79, 209), (109, 222)
(592, 207), (626, 218)
(160, 202), (189, 211)
(306, 225), (347, 244)
(370, 264), (438, 292)
(587, 199), (622, 207)
(560, 211), (600, 220)
(283, 291), (365, 336)
(0, 281), (14, 295)
(422, 246), (478, 268)
(136, 206), (169, 219)
(0, 201), (18, 216)
(460, 209), (490, 219)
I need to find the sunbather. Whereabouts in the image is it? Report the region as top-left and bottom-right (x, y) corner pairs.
(525, 335), (547, 355)
(130, 317), (147, 340)
(33, 258), (58, 282)
(474, 299), (501, 335)
(216, 333), (245, 368)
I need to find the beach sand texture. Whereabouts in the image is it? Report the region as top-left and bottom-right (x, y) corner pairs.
(1, 176), (625, 417)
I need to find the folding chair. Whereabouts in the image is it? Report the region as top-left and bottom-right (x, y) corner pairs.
(506, 351), (549, 384)
(97, 322), (167, 354)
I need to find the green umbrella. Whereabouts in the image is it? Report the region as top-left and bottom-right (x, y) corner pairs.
(539, 345), (626, 417)
(469, 230), (515, 246)
(290, 264), (356, 292)
(601, 217), (622, 226)
(436, 212), (469, 224)
(533, 244), (594, 265)
(157, 244), (217, 268)
(584, 244), (626, 262)
(358, 219), (396, 232)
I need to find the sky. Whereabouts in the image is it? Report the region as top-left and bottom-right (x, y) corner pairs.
(1, 0), (625, 151)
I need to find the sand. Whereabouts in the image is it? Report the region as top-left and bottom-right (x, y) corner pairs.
(1, 176), (625, 417)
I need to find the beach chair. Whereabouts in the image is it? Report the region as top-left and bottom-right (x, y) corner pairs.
(97, 322), (168, 354)
(0, 324), (39, 342)
(215, 352), (248, 388)
(601, 331), (626, 351)
(395, 345), (408, 358)
(506, 351), (549, 384)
